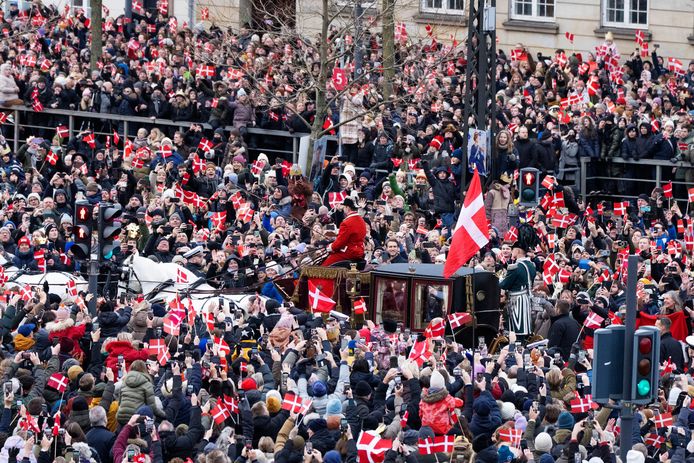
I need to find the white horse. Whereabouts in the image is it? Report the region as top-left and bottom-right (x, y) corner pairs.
(0, 255), (89, 300)
(118, 253), (264, 314)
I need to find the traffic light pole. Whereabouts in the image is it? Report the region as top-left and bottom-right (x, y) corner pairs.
(88, 256), (99, 316)
(620, 254), (639, 461)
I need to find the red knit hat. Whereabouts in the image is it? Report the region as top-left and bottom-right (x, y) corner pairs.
(241, 378), (257, 391)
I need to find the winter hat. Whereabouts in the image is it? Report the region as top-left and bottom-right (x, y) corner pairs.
(324, 451), (342, 463)
(557, 411), (575, 430)
(535, 432), (553, 453)
(241, 378), (257, 391)
(355, 381), (372, 397)
(72, 396), (88, 412)
(266, 390), (282, 413)
(307, 418), (327, 433)
(429, 370), (446, 391)
(474, 400), (491, 417)
(514, 413), (528, 432)
(539, 455), (556, 463)
(500, 402), (516, 420)
(498, 445), (514, 463)
(55, 306), (70, 321)
(312, 380), (327, 397)
(626, 450), (645, 463)
(67, 365), (84, 382)
(418, 426), (435, 441)
(326, 398), (342, 416)
(17, 324), (35, 337)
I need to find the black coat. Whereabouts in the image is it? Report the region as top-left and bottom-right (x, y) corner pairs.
(160, 406), (204, 461)
(547, 312), (581, 360)
(97, 308), (132, 339)
(516, 138), (537, 169)
(86, 425), (116, 463)
(534, 139), (557, 173)
(660, 332), (685, 373)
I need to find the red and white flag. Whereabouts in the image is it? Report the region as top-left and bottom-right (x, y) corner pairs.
(564, 31), (574, 43)
(541, 175), (557, 190)
(47, 373), (68, 392)
(211, 403), (230, 425)
(328, 191), (346, 209)
(198, 138), (213, 153)
(688, 187), (694, 203)
(308, 280), (335, 313)
(663, 181), (673, 198)
(444, 168), (489, 278)
(584, 312), (604, 329)
(613, 201), (629, 215)
(570, 393), (598, 413)
(635, 29), (645, 45)
(354, 298), (367, 315)
(357, 431), (392, 463)
(56, 125), (69, 138)
(281, 392), (308, 413)
(448, 312), (472, 330)
(645, 434), (665, 448)
(498, 428), (522, 447)
(654, 413), (673, 429)
(418, 435), (455, 454)
(176, 268), (189, 284)
(424, 319), (445, 338)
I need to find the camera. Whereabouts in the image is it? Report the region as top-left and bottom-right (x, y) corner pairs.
(453, 368), (462, 377)
(3, 382), (12, 395)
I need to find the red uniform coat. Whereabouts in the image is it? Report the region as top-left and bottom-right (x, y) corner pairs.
(322, 211), (367, 266)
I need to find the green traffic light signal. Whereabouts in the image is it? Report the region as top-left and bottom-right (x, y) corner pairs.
(637, 379), (650, 396)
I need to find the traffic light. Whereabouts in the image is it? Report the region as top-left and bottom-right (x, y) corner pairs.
(518, 167), (540, 207)
(98, 203), (122, 262)
(72, 202), (94, 260)
(630, 326), (660, 404)
(592, 325), (626, 402)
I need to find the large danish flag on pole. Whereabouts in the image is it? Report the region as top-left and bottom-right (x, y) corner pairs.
(444, 168), (489, 278)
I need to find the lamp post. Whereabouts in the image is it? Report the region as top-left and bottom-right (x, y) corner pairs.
(345, 263), (362, 327)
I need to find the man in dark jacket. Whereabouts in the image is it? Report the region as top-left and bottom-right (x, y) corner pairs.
(421, 161), (457, 231)
(547, 300), (581, 360)
(516, 126), (537, 169)
(657, 316), (685, 372)
(96, 301), (132, 339)
(159, 393), (205, 461)
(533, 131), (557, 174)
(86, 406), (116, 463)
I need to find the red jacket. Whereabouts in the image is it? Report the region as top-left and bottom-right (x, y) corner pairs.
(46, 319), (87, 357)
(329, 212), (367, 259)
(419, 388), (458, 435)
(104, 340), (148, 376)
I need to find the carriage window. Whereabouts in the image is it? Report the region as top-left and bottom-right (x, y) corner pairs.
(412, 282), (449, 330)
(374, 278), (408, 327)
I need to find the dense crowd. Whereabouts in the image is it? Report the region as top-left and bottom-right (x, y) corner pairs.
(0, 2), (692, 463)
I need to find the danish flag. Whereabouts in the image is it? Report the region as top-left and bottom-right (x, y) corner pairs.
(176, 268), (189, 284)
(282, 392), (310, 413)
(47, 373), (69, 392)
(32, 98), (43, 112)
(210, 211), (227, 230)
(654, 413), (673, 429)
(196, 65), (215, 78)
(645, 434), (665, 448)
(83, 132), (96, 148)
(132, 0), (144, 14)
(551, 214), (573, 229)
(663, 181), (673, 198)
(498, 428), (522, 447)
(504, 226), (519, 243)
(570, 393), (598, 413)
(557, 267), (572, 283)
(564, 31), (574, 43)
(444, 168), (488, 278)
(661, 356), (675, 377)
(613, 201), (629, 215)
(251, 160), (265, 176)
(20, 285), (33, 302)
(424, 318), (445, 338)
(635, 30), (645, 46)
(211, 403), (230, 425)
(192, 154), (206, 173)
(354, 298), (367, 315)
(45, 151), (58, 166)
(18, 413), (40, 434)
(418, 435), (455, 454)
(328, 191), (346, 208)
(448, 312), (472, 330)
(236, 204), (254, 223)
(543, 254), (560, 276)
(200, 7), (209, 19)
(541, 175), (556, 190)
(213, 336), (231, 356)
(584, 312), (604, 329)
(688, 187), (694, 203)
(308, 280), (335, 313)
(198, 138), (213, 152)
(357, 431), (392, 463)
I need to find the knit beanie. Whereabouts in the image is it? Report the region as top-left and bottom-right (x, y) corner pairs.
(429, 370), (445, 390)
(557, 411), (575, 430)
(326, 398), (342, 416)
(535, 432), (553, 453)
(266, 390), (282, 414)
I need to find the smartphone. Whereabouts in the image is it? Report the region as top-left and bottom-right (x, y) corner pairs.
(187, 384), (194, 395)
(245, 438), (253, 450)
(389, 356), (398, 369)
(281, 372), (288, 389)
(74, 450), (81, 462)
(453, 367), (462, 377)
(476, 373), (484, 382)
(340, 418), (348, 432)
(127, 448), (135, 462)
(305, 442), (313, 453)
(515, 342), (522, 354)
(394, 375), (402, 385)
(118, 355), (124, 364)
(3, 382), (11, 395)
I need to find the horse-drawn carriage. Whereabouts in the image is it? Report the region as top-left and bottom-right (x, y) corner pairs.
(284, 263), (502, 347)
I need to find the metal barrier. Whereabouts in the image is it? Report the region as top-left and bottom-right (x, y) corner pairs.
(578, 157), (694, 203)
(0, 105), (308, 164)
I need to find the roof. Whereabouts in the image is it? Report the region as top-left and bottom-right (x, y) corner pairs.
(370, 264), (488, 279)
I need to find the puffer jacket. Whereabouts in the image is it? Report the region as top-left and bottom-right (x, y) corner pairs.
(418, 387), (457, 435)
(127, 308), (163, 342)
(116, 370), (166, 425)
(104, 340), (148, 377)
(46, 318), (87, 358)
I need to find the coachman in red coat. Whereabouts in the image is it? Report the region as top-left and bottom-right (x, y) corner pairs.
(322, 198), (367, 267)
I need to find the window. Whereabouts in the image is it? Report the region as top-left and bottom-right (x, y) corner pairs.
(510, 0), (555, 21)
(412, 281), (450, 331)
(603, 0), (648, 27)
(420, 0), (465, 15)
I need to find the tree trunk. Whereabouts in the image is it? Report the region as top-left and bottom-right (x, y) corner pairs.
(90, 0), (103, 72)
(306, 0), (330, 171)
(381, 0), (395, 100)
